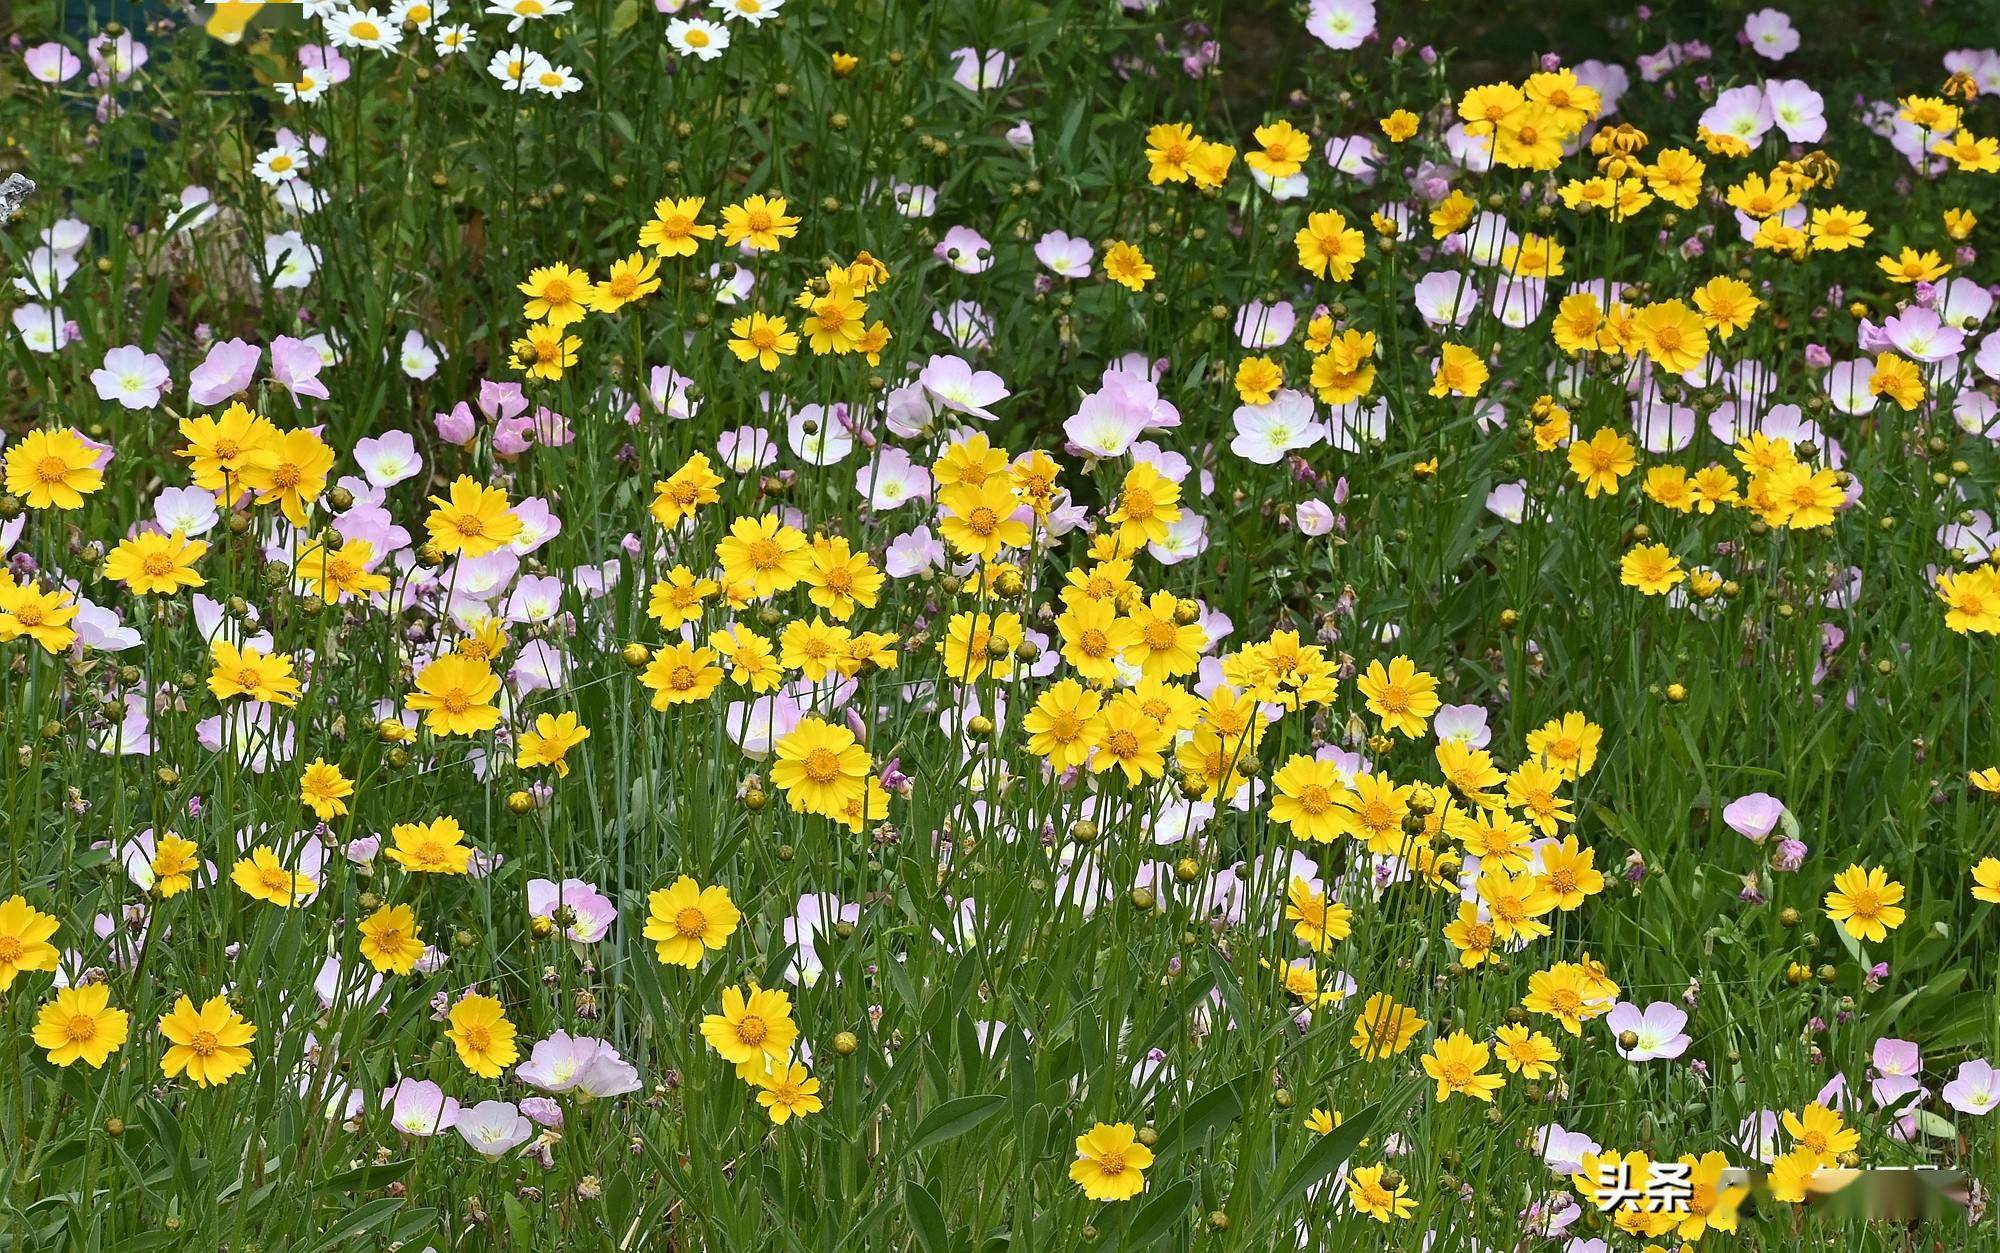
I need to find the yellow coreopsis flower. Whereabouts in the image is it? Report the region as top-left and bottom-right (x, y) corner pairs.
(105, 530), (208, 596)
(232, 845), (316, 906)
(445, 993), (520, 1078)
(33, 984), (129, 1068)
(720, 194), (801, 251)
(404, 654), (502, 736)
(1422, 1030), (1505, 1102)
(0, 896), (60, 989)
(299, 757), (353, 821)
(1070, 1122), (1152, 1202)
(1823, 865), (1906, 942)
(386, 816), (476, 875)
(517, 711), (590, 776)
(700, 983), (797, 1068)
(754, 1062), (824, 1124)
(638, 195), (716, 257)
(159, 994), (256, 1087)
(517, 262), (592, 326)
(357, 903), (427, 974)
(4, 427), (103, 510)
(644, 876), (741, 967)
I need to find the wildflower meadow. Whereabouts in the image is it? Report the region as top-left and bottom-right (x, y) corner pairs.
(4, 0), (2000, 1247)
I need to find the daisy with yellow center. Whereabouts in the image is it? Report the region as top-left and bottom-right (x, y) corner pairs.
(517, 262), (593, 326)
(638, 195), (716, 257)
(298, 757), (353, 821)
(719, 194), (800, 251)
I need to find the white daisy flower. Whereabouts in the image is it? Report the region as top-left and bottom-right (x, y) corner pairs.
(389, 0), (446, 28)
(712, 0), (781, 24)
(666, 17), (729, 60)
(434, 22), (474, 54)
(324, 7), (403, 51)
(487, 44), (552, 90)
(274, 69), (329, 104)
(484, 0), (570, 32)
(525, 62), (584, 97)
(252, 142), (309, 186)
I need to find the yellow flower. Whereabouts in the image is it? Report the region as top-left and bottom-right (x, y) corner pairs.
(1567, 427), (1636, 498)
(587, 250), (662, 313)
(1972, 857), (2000, 904)
(1245, 119), (1310, 178)
(650, 452), (725, 527)
(1938, 568), (2000, 635)
(33, 984), (129, 1068)
(720, 194), (801, 251)
(1106, 462), (1182, 551)
(1493, 1023), (1560, 1077)
(1069, 1122), (1152, 1202)
(1102, 240), (1154, 291)
(517, 711), (590, 776)
(1295, 209), (1365, 280)
(644, 876), (741, 967)
(718, 515), (812, 601)
(0, 895), (60, 989)
(149, 835), (203, 898)
(426, 476), (523, 558)
(0, 579), (80, 653)
(638, 195), (716, 257)
(158, 994), (256, 1087)
(1270, 755), (1348, 844)
(1620, 543), (1685, 595)
(1285, 876), (1352, 952)
(771, 716), (872, 818)
(1877, 246), (1951, 284)
(1768, 1145), (1822, 1204)
(4, 428), (103, 510)
(754, 1062), (823, 1124)
(1823, 864), (1906, 942)
(1356, 656), (1440, 738)
(387, 816), (476, 875)
(231, 845), (316, 906)
(1346, 1163), (1415, 1222)
(177, 403), (279, 493)
(357, 903), (427, 974)
(517, 262), (593, 326)
(1428, 342), (1489, 398)
(1632, 299), (1709, 373)
(242, 427), (336, 527)
(1234, 355), (1283, 405)
(1023, 679), (1103, 771)
(804, 535), (882, 621)
(1524, 961), (1615, 1034)
(1087, 695), (1170, 784)
(1350, 992), (1425, 1061)
(404, 654), (502, 736)
(104, 530), (208, 596)
(1808, 205), (1872, 252)
(938, 479), (1031, 561)
(1782, 1102), (1859, 1166)
(640, 642), (724, 708)
(511, 322), (581, 380)
(294, 535), (390, 603)
(701, 983), (798, 1068)
(207, 640), (301, 706)
(1144, 122), (1200, 184)
(1422, 1030), (1505, 1102)
(1379, 109), (1420, 142)
(299, 757), (353, 821)
(445, 993), (519, 1078)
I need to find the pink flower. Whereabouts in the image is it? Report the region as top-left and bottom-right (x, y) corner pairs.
(1743, 8), (1800, 61)
(384, 1078), (460, 1136)
(354, 430), (423, 487)
(919, 354), (1008, 420)
(269, 334), (330, 401)
(187, 337), (261, 406)
(455, 1100), (532, 1157)
(517, 1031), (641, 1097)
(23, 42), (83, 84)
(435, 401), (477, 446)
(1294, 499), (1334, 535)
(89, 344), (169, 409)
(477, 378), (529, 422)
(1943, 1059), (1998, 1115)
(1604, 1001), (1690, 1061)
(526, 878), (615, 943)
(1722, 792), (1786, 842)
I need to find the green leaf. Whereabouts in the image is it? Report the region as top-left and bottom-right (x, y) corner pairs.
(1120, 1179), (1194, 1250)
(905, 1094), (1006, 1157)
(904, 1179), (949, 1253)
(316, 1158), (412, 1194)
(1155, 1071), (1255, 1162)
